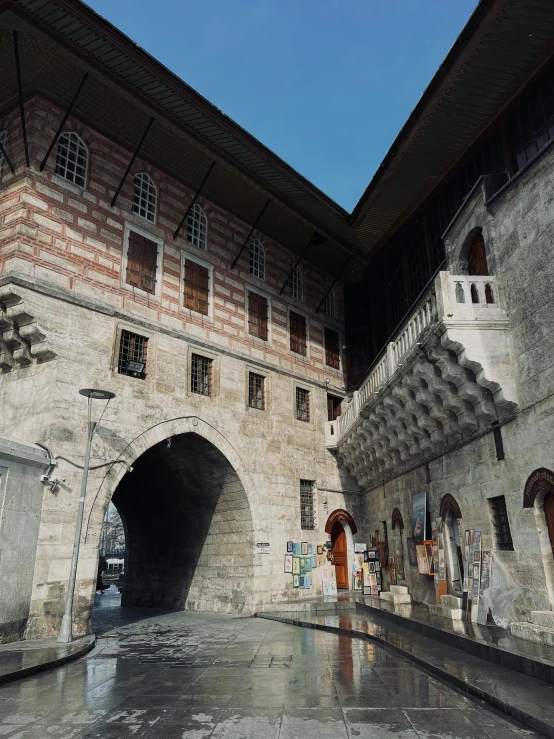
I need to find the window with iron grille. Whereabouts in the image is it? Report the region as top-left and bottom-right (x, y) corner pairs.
(191, 353), (212, 396)
(0, 130), (8, 179)
(489, 495), (514, 551)
(184, 259), (209, 315)
(248, 291), (268, 340)
(187, 203), (207, 250)
(290, 311), (307, 356)
(325, 328), (340, 369)
(250, 239), (265, 280)
(125, 230), (158, 294)
(55, 132), (88, 187)
(324, 283), (335, 318)
(248, 372), (265, 410)
(290, 265), (303, 301)
(117, 330), (148, 379)
(300, 480), (315, 530)
(296, 387), (310, 422)
(132, 173), (157, 223)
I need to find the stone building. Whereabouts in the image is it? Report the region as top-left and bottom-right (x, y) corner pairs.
(1, 0), (554, 646)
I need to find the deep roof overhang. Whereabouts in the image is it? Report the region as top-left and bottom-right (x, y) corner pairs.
(0, 0), (366, 282)
(2, 0), (554, 275)
(351, 0), (554, 257)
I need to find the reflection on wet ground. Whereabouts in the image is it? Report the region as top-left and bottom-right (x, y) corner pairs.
(0, 586), (543, 738)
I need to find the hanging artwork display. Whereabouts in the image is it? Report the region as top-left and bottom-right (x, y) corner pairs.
(416, 543), (429, 575)
(424, 541), (435, 575)
(406, 538), (417, 566)
(292, 557), (300, 575)
(412, 491), (427, 543)
(353, 553), (364, 591)
(293, 575), (299, 588)
(284, 554), (293, 573)
(293, 542), (301, 556)
(389, 557), (397, 586)
(354, 543), (367, 553)
(301, 542), (308, 555)
(287, 541), (293, 553)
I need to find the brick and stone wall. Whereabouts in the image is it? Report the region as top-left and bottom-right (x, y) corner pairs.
(0, 95), (359, 639)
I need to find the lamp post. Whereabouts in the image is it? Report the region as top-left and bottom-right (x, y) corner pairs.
(57, 388), (115, 643)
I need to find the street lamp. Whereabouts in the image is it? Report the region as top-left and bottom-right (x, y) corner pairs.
(57, 388), (115, 643)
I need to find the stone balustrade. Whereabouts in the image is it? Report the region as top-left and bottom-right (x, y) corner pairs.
(336, 272), (515, 463)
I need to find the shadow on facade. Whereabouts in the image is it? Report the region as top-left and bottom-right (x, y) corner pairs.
(109, 432), (254, 614)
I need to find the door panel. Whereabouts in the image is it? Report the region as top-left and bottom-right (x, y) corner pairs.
(545, 494), (554, 558)
(332, 522), (348, 589)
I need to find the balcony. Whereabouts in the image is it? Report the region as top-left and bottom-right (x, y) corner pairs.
(336, 272), (518, 486)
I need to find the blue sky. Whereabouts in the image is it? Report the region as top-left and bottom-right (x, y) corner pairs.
(86, 0), (477, 211)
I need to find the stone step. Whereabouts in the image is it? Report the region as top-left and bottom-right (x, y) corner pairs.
(441, 594), (463, 609)
(426, 602), (463, 620)
(530, 610), (554, 629)
(380, 592), (412, 605)
(390, 585), (409, 595)
(511, 621), (554, 648)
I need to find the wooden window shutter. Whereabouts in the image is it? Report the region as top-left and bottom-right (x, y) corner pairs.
(126, 231), (158, 294)
(290, 311), (306, 356)
(248, 292), (268, 340)
(325, 328), (340, 369)
(184, 259), (209, 315)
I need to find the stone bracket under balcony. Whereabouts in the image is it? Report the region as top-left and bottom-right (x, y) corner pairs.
(336, 272), (518, 487)
(0, 284), (57, 372)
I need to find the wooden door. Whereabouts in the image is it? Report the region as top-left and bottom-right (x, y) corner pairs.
(545, 494), (554, 558)
(331, 522), (349, 589)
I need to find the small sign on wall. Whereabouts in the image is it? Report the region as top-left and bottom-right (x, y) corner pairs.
(354, 543), (367, 552)
(256, 543), (270, 554)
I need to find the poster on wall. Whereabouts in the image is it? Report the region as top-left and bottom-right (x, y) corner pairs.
(284, 554), (293, 573)
(353, 553), (364, 591)
(412, 492), (427, 543)
(354, 543), (367, 553)
(416, 543), (429, 575)
(407, 538), (417, 567)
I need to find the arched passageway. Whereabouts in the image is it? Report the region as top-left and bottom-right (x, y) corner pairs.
(108, 431), (254, 614)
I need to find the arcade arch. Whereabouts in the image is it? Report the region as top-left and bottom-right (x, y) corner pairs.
(440, 494), (463, 594)
(88, 418), (255, 619)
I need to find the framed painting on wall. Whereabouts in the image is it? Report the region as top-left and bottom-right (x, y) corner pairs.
(301, 542), (308, 555)
(284, 554), (293, 573)
(292, 557), (300, 575)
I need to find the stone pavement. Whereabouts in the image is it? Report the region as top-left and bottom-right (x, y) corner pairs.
(0, 586), (546, 739)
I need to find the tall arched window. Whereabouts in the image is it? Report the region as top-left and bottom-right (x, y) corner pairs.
(324, 282), (335, 318)
(0, 130), (8, 179)
(186, 203), (207, 249)
(467, 232), (489, 276)
(250, 239), (265, 280)
(290, 265), (303, 301)
(55, 132), (88, 187)
(132, 172), (157, 223)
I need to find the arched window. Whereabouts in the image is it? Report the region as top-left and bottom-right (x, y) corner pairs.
(250, 239), (265, 280)
(55, 132), (88, 187)
(186, 203), (207, 250)
(0, 130), (8, 179)
(290, 265), (303, 301)
(132, 173), (157, 223)
(467, 232), (489, 276)
(324, 282), (335, 317)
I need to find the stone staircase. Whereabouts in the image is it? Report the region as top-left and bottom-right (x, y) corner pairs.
(424, 594), (463, 621)
(380, 585), (412, 606)
(511, 610), (554, 647)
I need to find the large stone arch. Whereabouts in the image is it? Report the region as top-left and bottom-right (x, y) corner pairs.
(80, 416), (256, 628)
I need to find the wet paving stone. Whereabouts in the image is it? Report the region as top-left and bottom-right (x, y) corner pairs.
(0, 588), (547, 738)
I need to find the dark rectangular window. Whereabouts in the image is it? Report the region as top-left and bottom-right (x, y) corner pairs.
(117, 330), (148, 379)
(191, 354), (212, 396)
(327, 394), (342, 422)
(248, 372), (265, 410)
(508, 65), (554, 170)
(324, 328), (340, 369)
(296, 387), (310, 422)
(300, 480), (315, 530)
(125, 231), (158, 294)
(489, 495), (514, 551)
(290, 311), (307, 356)
(184, 259), (209, 315)
(248, 292), (268, 340)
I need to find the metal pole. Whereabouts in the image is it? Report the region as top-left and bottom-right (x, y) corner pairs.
(57, 397), (96, 643)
